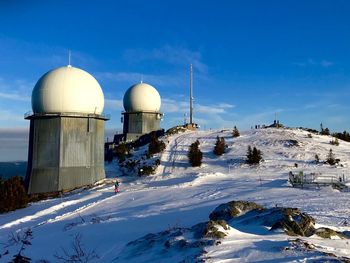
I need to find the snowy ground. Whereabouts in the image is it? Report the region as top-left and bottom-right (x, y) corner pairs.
(0, 128), (350, 262)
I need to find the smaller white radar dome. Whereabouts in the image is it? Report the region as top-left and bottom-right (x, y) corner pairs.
(123, 83), (161, 112)
(32, 66), (104, 114)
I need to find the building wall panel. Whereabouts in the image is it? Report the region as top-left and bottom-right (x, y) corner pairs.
(28, 168), (58, 193)
(123, 112), (161, 141)
(26, 115), (106, 194)
(60, 118), (90, 167)
(33, 118), (60, 168)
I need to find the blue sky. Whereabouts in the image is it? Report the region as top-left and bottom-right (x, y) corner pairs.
(1, 0), (350, 135)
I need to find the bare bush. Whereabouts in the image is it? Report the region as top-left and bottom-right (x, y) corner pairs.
(54, 233), (99, 263)
(5, 228), (33, 263)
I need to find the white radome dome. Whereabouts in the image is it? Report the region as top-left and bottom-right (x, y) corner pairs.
(32, 66), (104, 114)
(123, 82), (161, 112)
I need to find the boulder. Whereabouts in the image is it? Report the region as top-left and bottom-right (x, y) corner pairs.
(209, 201), (316, 237)
(209, 200), (264, 221)
(269, 208), (316, 237)
(315, 227), (347, 239)
(192, 220), (229, 239)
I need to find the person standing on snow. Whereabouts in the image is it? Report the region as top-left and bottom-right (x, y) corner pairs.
(114, 180), (120, 194)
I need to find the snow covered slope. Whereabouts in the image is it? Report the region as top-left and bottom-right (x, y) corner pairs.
(0, 128), (349, 262)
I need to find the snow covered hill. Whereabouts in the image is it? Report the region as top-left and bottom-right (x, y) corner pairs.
(1, 128), (350, 262)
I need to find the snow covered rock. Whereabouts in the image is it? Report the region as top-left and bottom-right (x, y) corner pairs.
(209, 200), (264, 221)
(192, 220), (229, 239)
(209, 200), (316, 237)
(115, 227), (212, 262)
(314, 227), (347, 239)
(268, 207), (315, 237)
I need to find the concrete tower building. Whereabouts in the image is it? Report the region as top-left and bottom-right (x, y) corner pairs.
(122, 82), (162, 141)
(25, 65), (109, 194)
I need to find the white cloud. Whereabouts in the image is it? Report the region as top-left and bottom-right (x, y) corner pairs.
(326, 116), (346, 124)
(320, 60), (334, 68)
(0, 77), (32, 102)
(293, 59), (334, 68)
(97, 72), (142, 83)
(0, 110), (25, 122)
(0, 37), (97, 69)
(217, 103), (235, 109)
(96, 71), (186, 88)
(196, 104), (226, 114)
(0, 127), (28, 138)
(0, 92), (30, 102)
(161, 97), (235, 115)
(105, 98), (123, 111)
(162, 98), (188, 113)
(193, 115), (235, 129)
(123, 45), (208, 74)
(304, 103), (318, 109)
(216, 108), (286, 130)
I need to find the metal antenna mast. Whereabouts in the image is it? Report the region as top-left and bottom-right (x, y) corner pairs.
(190, 64), (193, 124)
(68, 50), (72, 67)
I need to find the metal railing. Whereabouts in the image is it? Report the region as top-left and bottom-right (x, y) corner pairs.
(24, 111), (34, 118)
(23, 111), (111, 120)
(289, 171), (348, 189)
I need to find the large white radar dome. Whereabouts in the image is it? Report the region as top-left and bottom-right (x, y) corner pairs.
(123, 82), (161, 112)
(32, 66), (104, 114)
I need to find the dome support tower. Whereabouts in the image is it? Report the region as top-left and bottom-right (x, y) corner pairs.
(122, 82), (163, 141)
(25, 66), (109, 194)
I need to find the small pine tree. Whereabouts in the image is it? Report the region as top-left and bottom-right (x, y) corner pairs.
(321, 127), (330, 135)
(330, 138), (339, 146)
(232, 126), (240, 137)
(315, 154), (320, 164)
(213, 136), (226, 156)
(332, 130), (350, 142)
(148, 135), (166, 155)
(247, 145), (253, 163)
(324, 127), (330, 135)
(246, 145), (263, 164)
(114, 143), (130, 162)
(188, 140), (203, 167)
(326, 149), (336, 165)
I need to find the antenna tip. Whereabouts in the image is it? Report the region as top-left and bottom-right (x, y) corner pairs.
(68, 50), (72, 67)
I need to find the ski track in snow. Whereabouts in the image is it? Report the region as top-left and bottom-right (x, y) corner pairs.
(0, 186), (117, 231)
(1, 128), (350, 262)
